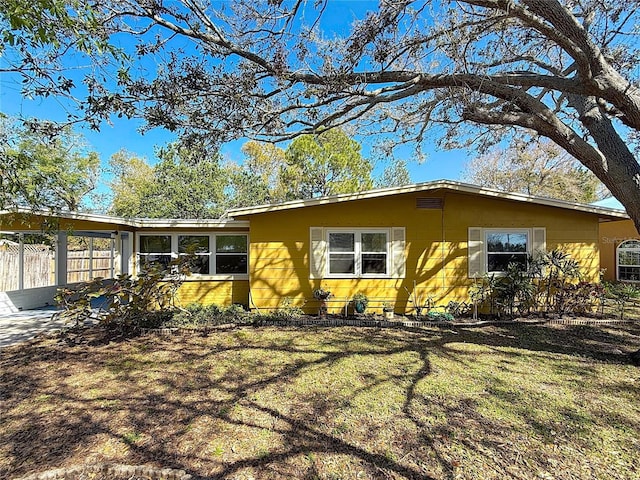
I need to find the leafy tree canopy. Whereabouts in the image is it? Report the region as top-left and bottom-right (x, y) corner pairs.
(108, 145), (226, 219)
(4, 1), (640, 229)
(376, 159), (413, 189)
(463, 140), (606, 203)
(0, 115), (100, 211)
(110, 130), (374, 217)
(283, 129), (374, 199)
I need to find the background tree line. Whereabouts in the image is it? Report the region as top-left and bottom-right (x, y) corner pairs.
(108, 128), (412, 218)
(3, 114), (606, 218)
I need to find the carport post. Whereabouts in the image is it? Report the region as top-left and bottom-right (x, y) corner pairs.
(56, 232), (67, 286)
(18, 233), (24, 290)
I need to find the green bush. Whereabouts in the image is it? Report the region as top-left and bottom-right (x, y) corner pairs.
(55, 257), (191, 334)
(426, 311), (454, 322)
(168, 303), (222, 327)
(165, 303), (251, 328)
(468, 250), (591, 318)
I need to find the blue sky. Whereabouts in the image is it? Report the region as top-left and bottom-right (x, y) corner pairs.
(1, 79), (471, 186)
(0, 1), (472, 195)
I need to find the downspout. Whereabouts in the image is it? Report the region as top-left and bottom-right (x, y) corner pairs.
(441, 194), (446, 301)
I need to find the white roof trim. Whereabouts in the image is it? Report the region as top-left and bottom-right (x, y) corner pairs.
(0, 207), (249, 229)
(224, 179), (630, 219)
(2, 180), (630, 226)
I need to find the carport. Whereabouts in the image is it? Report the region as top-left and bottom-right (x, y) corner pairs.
(0, 209), (135, 314)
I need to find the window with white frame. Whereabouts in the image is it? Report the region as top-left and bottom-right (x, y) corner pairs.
(215, 235), (248, 274)
(485, 230), (529, 273)
(327, 229), (389, 276)
(178, 235), (211, 274)
(137, 233), (248, 276)
(617, 239), (640, 282)
(138, 235), (173, 272)
(468, 227), (545, 278)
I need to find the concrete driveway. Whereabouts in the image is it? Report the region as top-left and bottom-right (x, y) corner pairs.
(0, 308), (68, 349)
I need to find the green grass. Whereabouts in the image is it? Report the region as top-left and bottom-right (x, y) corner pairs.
(1, 323), (639, 479)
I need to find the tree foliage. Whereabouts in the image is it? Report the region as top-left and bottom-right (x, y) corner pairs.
(105, 1), (640, 228)
(5, 1), (640, 227)
(463, 140), (605, 203)
(283, 129), (373, 199)
(239, 140), (290, 203)
(109, 131), (373, 216)
(108, 150), (156, 217)
(1, 0), (124, 127)
(108, 145), (226, 218)
(0, 115), (100, 211)
(376, 159), (413, 189)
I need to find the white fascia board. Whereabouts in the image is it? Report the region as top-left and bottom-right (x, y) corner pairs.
(224, 179), (631, 220)
(135, 218), (250, 229)
(0, 207), (139, 227)
(0, 207), (249, 229)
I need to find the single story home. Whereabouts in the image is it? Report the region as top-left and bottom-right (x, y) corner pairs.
(0, 180), (629, 315)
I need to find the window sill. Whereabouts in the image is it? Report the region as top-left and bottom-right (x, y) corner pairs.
(324, 274), (393, 279)
(183, 274), (249, 281)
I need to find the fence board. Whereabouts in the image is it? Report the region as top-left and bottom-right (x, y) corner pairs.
(0, 245), (55, 291)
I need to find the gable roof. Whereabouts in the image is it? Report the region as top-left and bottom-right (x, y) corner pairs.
(224, 179), (630, 220)
(2, 180), (629, 228)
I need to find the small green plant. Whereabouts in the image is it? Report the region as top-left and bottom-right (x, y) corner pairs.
(222, 303), (250, 323)
(352, 292), (369, 314)
(563, 282), (605, 315)
(426, 310), (454, 322)
(168, 303), (222, 327)
(445, 300), (469, 317)
(604, 282), (640, 320)
(273, 297), (305, 320)
(494, 261), (536, 317)
(122, 431), (142, 445)
(469, 274), (500, 318)
(539, 249), (581, 313)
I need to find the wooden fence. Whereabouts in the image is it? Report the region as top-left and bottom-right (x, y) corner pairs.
(0, 245), (114, 291)
(0, 244), (55, 291)
(66, 250), (113, 283)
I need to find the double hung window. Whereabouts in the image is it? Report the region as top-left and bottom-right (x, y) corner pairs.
(327, 230), (389, 276)
(486, 231), (529, 273)
(178, 235), (210, 274)
(468, 227), (545, 278)
(139, 235), (173, 272)
(215, 235), (248, 274)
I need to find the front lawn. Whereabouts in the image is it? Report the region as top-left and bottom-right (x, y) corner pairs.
(1, 323), (639, 479)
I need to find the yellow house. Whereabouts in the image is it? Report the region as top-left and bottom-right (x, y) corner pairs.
(0, 180), (627, 314)
(227, 181), (625, 314)
(599, 219), (640, 282)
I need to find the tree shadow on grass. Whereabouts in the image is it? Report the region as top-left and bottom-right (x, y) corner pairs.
(1, 323), (639, 479)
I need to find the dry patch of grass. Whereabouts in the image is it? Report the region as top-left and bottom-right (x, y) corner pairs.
(1, 323), (640, 479)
